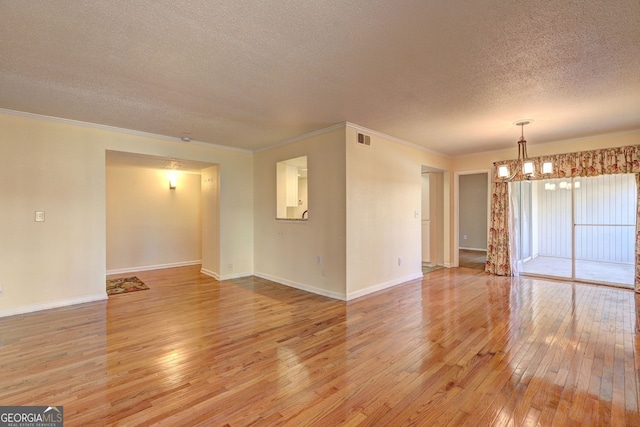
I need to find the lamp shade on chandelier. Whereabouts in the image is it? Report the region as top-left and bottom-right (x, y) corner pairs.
(498, 121), (553, 181)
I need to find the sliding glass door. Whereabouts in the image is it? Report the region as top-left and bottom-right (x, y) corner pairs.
(516, 179), (572, 280)
(574, 174), (636, 286)
(514, 174), (636, 288)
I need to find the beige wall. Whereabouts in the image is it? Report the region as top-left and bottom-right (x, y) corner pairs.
(4, 107), (635, 315)
(254, 123), (453, 300)
(201, 165), (220, 278)
(106, 166), (202, 272)
(0, 111), (253, 316)
(254, 126), (347, 299)
(345, 126), (424, 297)
(1, 114), (107, 315)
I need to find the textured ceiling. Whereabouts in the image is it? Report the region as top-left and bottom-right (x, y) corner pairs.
(1, 1), (639, 156)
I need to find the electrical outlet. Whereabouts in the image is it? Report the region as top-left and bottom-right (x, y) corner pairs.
(0, 284), (3, 297)
(317, 256), (322, 265)
(228, 263), (233, 272)
(463, 235), (468, 240)
(398, 257), (402, 266)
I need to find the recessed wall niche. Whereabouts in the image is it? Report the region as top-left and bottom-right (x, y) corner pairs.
(276, 156), (308, 220)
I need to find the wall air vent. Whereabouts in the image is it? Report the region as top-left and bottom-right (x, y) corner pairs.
(357, 132), (371, 146)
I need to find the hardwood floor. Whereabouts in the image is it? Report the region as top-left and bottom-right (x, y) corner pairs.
(1, 266), (639, 426)
(459, 249), (487, 270)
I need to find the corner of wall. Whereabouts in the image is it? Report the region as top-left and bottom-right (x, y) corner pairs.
(346, 272), (424, 301)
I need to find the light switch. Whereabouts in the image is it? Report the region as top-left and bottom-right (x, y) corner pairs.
(35, 211), (45, 222)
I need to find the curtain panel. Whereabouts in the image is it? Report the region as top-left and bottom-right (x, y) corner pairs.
(636, 174), (640, 293)
(488, 144), (640, 293)
(485, 182), (513, 275)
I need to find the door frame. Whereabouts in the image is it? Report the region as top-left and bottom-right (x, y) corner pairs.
(454, 169), (491, 268)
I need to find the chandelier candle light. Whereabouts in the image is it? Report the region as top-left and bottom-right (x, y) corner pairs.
(497, 120), (553, 181)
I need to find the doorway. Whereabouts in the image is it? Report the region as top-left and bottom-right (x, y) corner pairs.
(455, 171), (490, 270)
(105, 151), (219, 276)
(421, 166), (445, 272)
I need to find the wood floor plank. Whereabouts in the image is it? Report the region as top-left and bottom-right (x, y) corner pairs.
(0, 265), (638, 425)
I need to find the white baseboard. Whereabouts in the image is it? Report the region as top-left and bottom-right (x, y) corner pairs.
(107, 260), (201, 275)
(200, 268), (220, 280)
(254, 272), (346, 301)
(459, 247), (487, 252)
(346, 272), (424, 301)
(200, 269), (253, 281)
(0, 293), (108, 318)
(218, 272), (252, 280)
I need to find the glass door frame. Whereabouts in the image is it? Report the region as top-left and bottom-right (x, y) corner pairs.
(516, 175), (636, 289)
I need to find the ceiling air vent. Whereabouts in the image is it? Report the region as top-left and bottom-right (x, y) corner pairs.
(357, 132), (371, 146)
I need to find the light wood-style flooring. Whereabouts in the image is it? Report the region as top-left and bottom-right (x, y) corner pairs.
(1, 266), (639, 426)
(459, 249), (487, 270)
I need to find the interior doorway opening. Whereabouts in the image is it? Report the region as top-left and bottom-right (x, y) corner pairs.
(421, 166), (445, 273)
(454, 170), (490, 270)
(458, 172), (489, 270)
(105, 150), (219, 278)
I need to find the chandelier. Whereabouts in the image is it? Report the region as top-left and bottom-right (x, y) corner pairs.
(498, 120), (553, 180)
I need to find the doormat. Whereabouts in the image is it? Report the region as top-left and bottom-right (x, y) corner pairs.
(106, 276), (149, 295)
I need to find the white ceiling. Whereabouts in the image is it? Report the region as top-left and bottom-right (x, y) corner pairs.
(1, 1), (638, 156)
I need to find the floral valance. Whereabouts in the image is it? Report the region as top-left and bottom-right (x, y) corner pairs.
(493, 144), (640, 182)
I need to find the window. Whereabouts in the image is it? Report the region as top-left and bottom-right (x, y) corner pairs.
(276, 156), (308, 220)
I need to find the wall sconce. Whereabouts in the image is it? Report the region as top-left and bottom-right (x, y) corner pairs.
(169, 174), (177, 190)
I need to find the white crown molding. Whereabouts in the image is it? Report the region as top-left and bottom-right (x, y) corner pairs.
(254, 122), (346, 152)
(458, 128), (640, 159)
(345, 122), (451, 158)
(0, 108), (253, 154)
(4, 108), (637, 159)
(257, 121), (452, 157)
